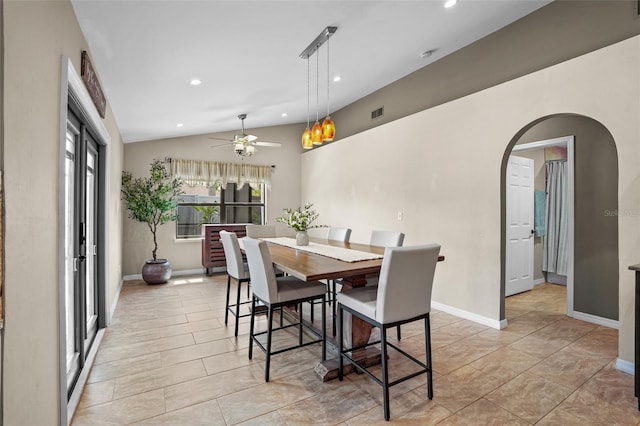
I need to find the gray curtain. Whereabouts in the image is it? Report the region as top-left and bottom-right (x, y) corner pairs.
(542, 160), (568, 275)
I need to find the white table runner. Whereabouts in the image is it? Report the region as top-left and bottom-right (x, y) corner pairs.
(261, 237), (383, 263)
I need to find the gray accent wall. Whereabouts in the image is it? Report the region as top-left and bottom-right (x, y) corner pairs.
(515, 115), (619, 321)
(323, 0), (640, 145)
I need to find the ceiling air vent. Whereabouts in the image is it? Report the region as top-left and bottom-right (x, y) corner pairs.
(371, 106), (384, 120)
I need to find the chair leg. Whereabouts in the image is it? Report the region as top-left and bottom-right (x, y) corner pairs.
(397, 325), (402, 340)
(338, 304), (344, 381)
(234, 278), (242, 337)
(425, 314), (433, 399)
(248, 296), (256, 360)
(265, 305), (274, 382)
(332, 280), (337, 337)
(298, 303), (303, 346)
(280, 306), (284, 327)
(381, 326), (390, 421)
(321, 295), (327, 361)
(224, 275), (231, 325)
(310, 299), (315, 322)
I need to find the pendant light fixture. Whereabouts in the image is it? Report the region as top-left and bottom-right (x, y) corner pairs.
(321, 35), (335, 142)
(301, 57), (313, 149)
(311, 52), (323, 145)
(299, 26), (337, 149)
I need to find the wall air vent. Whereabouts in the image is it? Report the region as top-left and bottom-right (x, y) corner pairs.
(371, 107), (384, 120)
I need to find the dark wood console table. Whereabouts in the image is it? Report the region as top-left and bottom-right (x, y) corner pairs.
(628, 264), (640, 410)
(201, 224), (248, 274)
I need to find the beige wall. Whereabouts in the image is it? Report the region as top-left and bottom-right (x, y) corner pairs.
(3, 1), (124, 424)
(122, 123), (302, 276)
(301, 36), (640, 364)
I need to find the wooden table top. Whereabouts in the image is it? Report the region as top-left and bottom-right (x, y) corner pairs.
(263, 238), (444, 282)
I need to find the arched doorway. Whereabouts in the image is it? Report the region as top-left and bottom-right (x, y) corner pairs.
(500, 113), (619, 327)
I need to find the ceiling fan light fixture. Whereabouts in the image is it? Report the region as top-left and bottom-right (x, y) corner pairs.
(211, 113), (280, 158)
(234, 142), (246, 156)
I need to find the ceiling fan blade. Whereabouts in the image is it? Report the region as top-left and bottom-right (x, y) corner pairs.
(246, 134), (258, 142)
(208, 136), (233, 141)
(211, 142), (233, 148)
(254, 141), (281, 147)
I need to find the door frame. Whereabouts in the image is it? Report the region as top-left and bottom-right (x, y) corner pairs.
(510, 135), (575, 316)
(58, 56), (111, 426)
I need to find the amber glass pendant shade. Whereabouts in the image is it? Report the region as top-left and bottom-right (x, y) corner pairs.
(311, 120), (323, 145)
(321, 116), (335, 142)
(301, 127), (313, 149)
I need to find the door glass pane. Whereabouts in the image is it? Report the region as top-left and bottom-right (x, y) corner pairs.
(85, 149), (97, 341)
(64, 130), (79, 388)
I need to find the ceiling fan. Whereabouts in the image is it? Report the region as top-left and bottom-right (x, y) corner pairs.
(210, 114), (281, 158)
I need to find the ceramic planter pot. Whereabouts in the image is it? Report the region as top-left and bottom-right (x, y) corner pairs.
(142, 259), (172, 284)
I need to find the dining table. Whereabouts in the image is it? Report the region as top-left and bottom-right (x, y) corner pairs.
(253, 236), (445, 381)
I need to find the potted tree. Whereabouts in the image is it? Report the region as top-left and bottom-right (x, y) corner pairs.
(121, 159), (182, 284)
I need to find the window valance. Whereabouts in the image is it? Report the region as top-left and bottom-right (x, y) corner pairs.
(169, 158), (272, 190)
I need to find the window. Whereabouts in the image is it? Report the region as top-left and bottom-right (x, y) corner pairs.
(176, 182), (265, 238)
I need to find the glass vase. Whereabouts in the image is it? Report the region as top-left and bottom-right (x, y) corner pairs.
(296, 231), (309, 246)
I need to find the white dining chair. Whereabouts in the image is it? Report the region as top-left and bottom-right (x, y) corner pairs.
(219, 230), (252, 337)
(316, 227), (352, 336)
(328, 227), (352, 242)
(245, 224), (277, 238)
(370, 230), (405, 247)
(368, 229), (405, 338)
(337, 243), (441, 421)
(244, 237), (327, 382)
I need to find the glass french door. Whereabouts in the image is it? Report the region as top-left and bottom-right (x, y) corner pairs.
(64, 108), (100, 396)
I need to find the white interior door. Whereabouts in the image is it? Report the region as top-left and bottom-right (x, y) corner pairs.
(506, 155), (534, 296)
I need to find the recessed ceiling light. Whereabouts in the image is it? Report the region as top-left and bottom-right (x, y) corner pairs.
(281, 112), (288, 117)
(333, 76), (341, 82)
(177, 123), (184, 127)
(444, 0), (457, 8)
(190, 78), (201, 86)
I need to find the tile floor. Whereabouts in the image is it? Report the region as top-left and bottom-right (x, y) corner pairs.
(71, 277), (639, 425)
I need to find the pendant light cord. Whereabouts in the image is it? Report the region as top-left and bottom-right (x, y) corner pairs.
(306, 58), (310, 128)
(326, 37), (330, 117)
(316, 49), (320, 122)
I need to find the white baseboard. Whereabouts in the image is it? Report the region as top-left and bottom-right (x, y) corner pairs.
(122, 268), (207, 282)
(108, 278), (124, 325)
(173, 268), (207, 277)
(431, 301), (503, 330)
(615, 358), (634, 375)
(122, 273), (142, 281)
(571, 310), (619, 329)
(533, 278), (546, 286)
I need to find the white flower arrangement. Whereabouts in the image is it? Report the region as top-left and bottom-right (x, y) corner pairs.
(276, 202), (326, 232)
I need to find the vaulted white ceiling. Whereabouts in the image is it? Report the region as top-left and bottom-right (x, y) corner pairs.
(71, 0), (551, 143)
